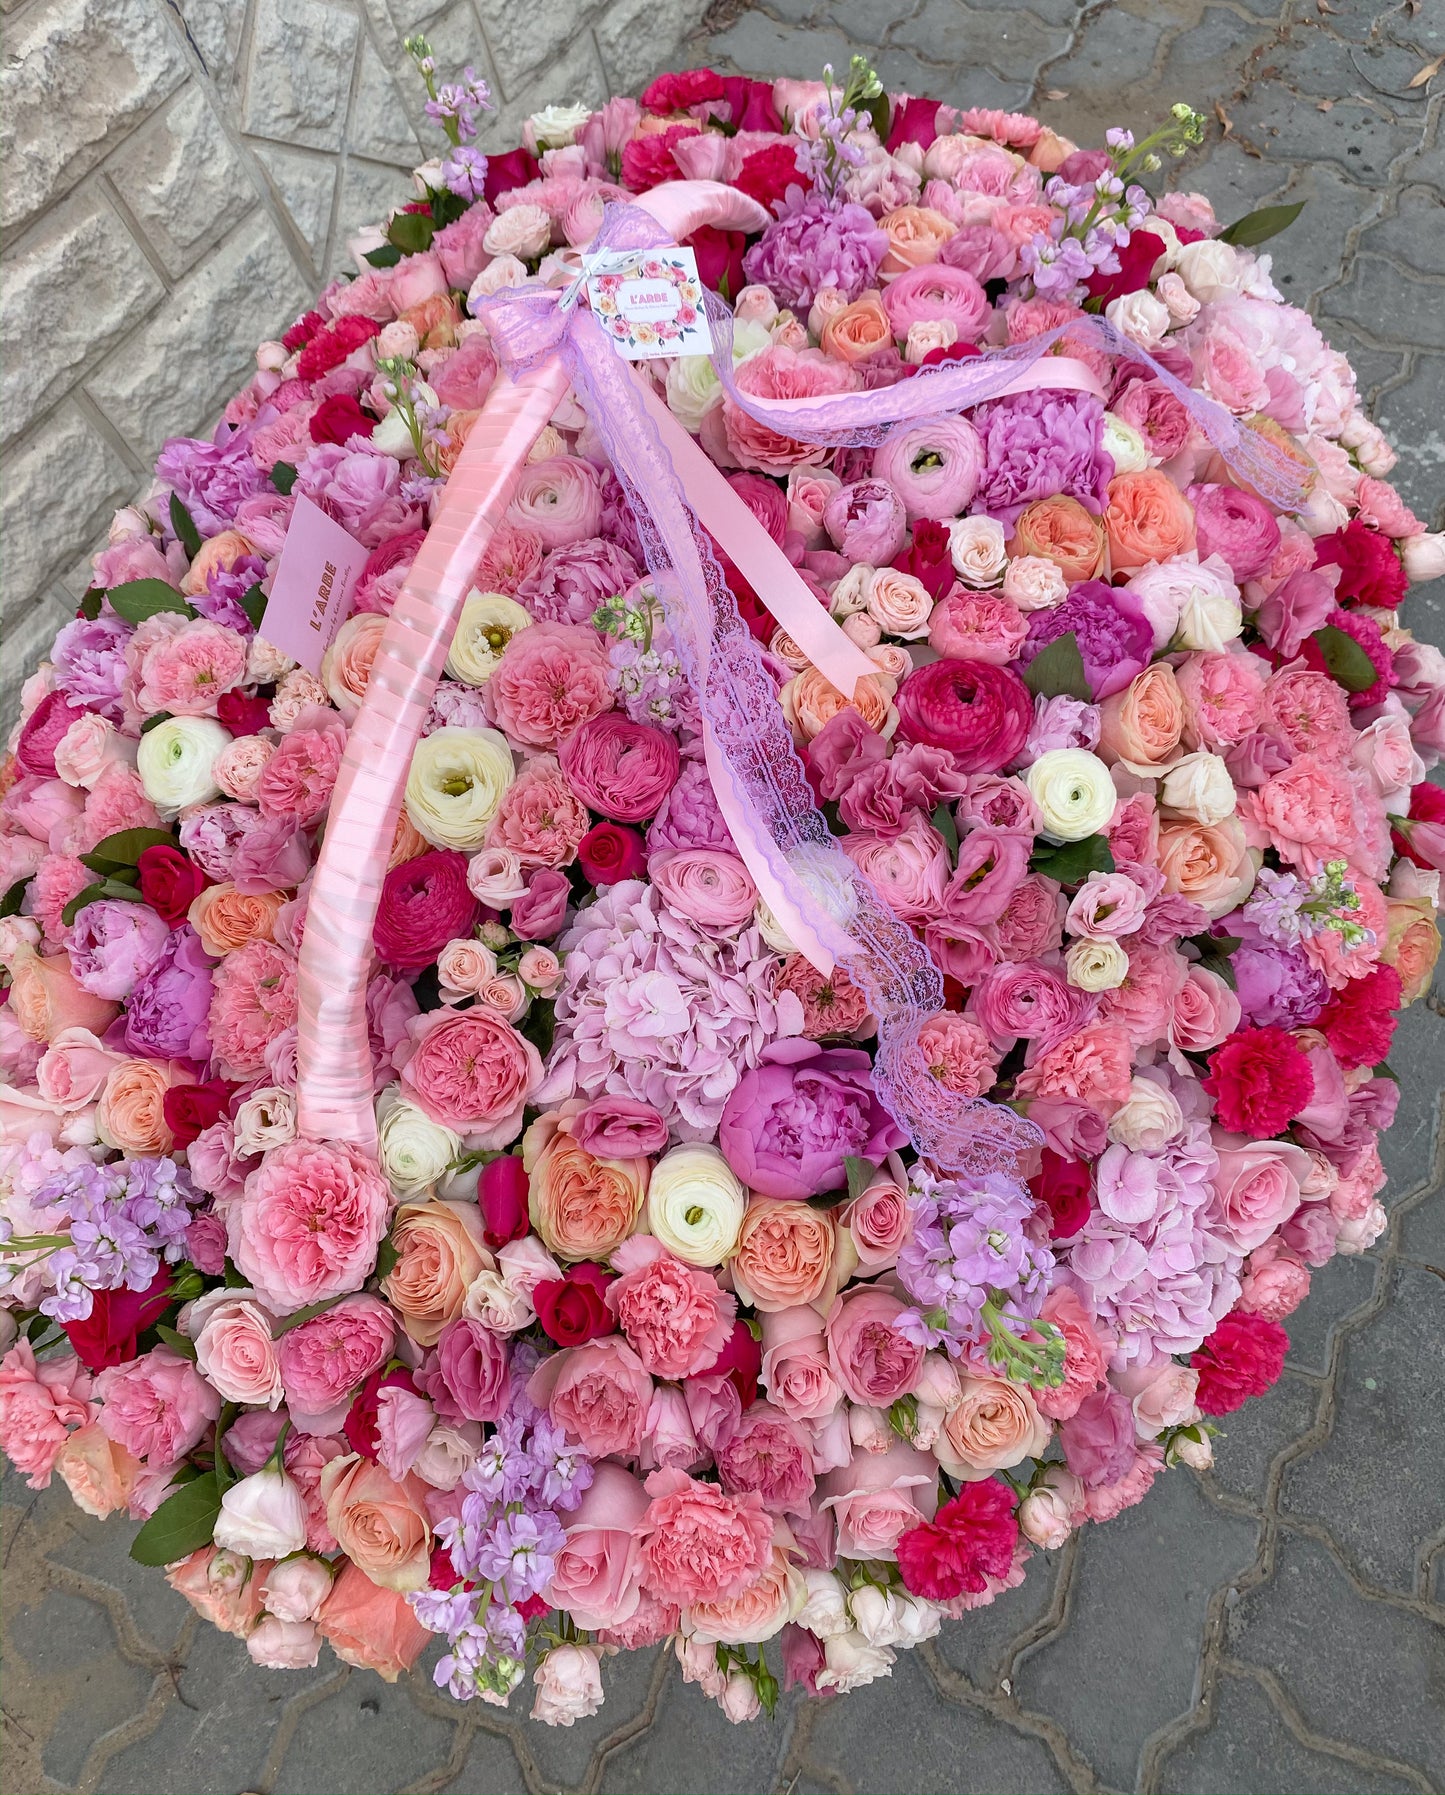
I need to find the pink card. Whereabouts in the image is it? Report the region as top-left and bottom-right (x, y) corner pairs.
(260, 495), (369, 674)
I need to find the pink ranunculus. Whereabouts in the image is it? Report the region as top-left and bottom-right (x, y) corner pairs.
(605, 1235), (736, 1380)
(819, 1440), (940, 1559)
(95, 1346), (221, 1464)
(395, 1005), (541, 1144)
(527, 1337), (653, 1458)
(559, 714), (680, 824)
(825, 1284), (924, 1407)
(505, 455), (603, 550)
(648, 848), (758, 932)
(0, 1341), (96, 1488)
(635, 1466), (774, 1605)
(228, 1141), (391, 1315)
(277, 1294), (395, 1425)
(545, 1461), (651, 1631)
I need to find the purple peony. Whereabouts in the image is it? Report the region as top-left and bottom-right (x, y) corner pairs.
(1230, 924), (1329, 1029)
(970, 388), (1112, 526)
(50, 612), (133, 720)
(192, 553), (268, 635)
(518, 537), (640, 628)
(742, 193), (889, 310)
(1021, 579), (1154, 701)
(124, 924), (215, 1063)
(717, 1038), (908, 1201)
(67, 899), (172, 1001)
(156, 429), (267, 535)
(646, 758), (734, 853)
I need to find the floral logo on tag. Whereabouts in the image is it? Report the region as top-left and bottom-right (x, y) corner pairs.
(587, 250), (714, 361)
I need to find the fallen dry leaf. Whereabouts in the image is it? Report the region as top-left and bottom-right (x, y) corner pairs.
(1408, 52), (1445, 87)
(1318, 97), (1334, 110)
(1316, 0), (1337, 13)
(1044, 88), (1069, 100)
(1214, 99), (1235, 137)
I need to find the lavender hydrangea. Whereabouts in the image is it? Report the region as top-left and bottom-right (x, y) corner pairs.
(971, 389), (1113, 528)
(741, 193), (889, 311)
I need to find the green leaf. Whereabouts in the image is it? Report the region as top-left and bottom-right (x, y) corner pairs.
(863, 90), (891, 144)
(1374, 1060), (1399, 1083)
(364, 242), (402, 268)
(1023, 631), (1093, 703)
(61, 878), (149, 928)
(1313, 622), (1378, 693)
(375, 1234), (399, 1283)
(213, 1402), (238, 1492)
(1219, 200), (1306, 248)
(931, 801), (959, 863)
(844, 1155), (877, 1205)
(169, 493), (202, 559)
(139, 711), (174, 735)
(239, 583), (268, 630)
(1029, 833), (1116, 885)
(520, 998), (555, 1060)
(272, 1294), (345, 1336)
(79, 588), (104, 622)
(80, 827), (174, 874)
(387, 210), (434, 255)
(270, 462), (298, 495)
(106, 579), (195, 624)
(0, 876), (32, 919)
(222, 1257), (248, 1288)
(129, 1471), (221, 1567)
(155, 1324), (197, 1361)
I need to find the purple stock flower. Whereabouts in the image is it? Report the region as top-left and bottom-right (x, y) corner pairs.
(898, 1168), (1053, 1351)
(440, 144), (488, 200)
(473, 1509), (564, 1602)
(156, 429), (267, 535)
(742, 192), (889, 310)
(1021, 579), (1154, 701)
(124, 924), (215, 1064)
(972, 388), (1112, 527)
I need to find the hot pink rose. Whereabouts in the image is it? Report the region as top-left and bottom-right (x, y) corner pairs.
(825, 1284), (924, 1407)
(0, 1341), (96, 1488)
(396, 1006), (541, 1144)
(605, 1235), (737, 1379)
(486, 621), (613, 750)
(527, 1337), (653, 1458)
(277, 1293), (395, 1422)
(544, 1461), (651, 1631)
(635, 1467), (774, 1604)
(819, 1440), (940, 1559)
(96, 1346), (221, 1464)
(228, 1141), (391, 1314)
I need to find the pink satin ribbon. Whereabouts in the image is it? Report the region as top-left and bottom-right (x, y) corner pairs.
(295, 362), (571, 1147)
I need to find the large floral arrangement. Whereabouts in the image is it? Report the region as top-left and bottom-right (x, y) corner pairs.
(1, 48), (1442, 1726)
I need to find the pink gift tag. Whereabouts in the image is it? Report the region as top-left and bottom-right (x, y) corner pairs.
(260, 495), (369, 674)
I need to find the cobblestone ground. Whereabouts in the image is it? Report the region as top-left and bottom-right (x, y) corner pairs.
(4, 1), (1444, 1791)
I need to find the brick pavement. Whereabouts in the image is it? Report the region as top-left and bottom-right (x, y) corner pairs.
(2, 1), (1443, 1790)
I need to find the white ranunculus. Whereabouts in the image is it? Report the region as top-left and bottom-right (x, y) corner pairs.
(527, 102), (592, 148)
(1065, 936), (1129, 991)
(376, 1085), (461, 1197)
(446, 591), (534, 685)
(646, 1142), (747, 1267)
(404, 726), (515, 850)
(136, 715), (231, 814)
(1160, 750), (1237, 825)
(1024, 748), (1118, 841)
(1101, 411), (1151, 475)
(212, 1468), (308, 1559)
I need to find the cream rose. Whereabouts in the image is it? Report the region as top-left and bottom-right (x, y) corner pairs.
(1002, 554), (1068, 611)
(376, 1086), (462, 1197)
(948, 516), (1008, 588)
(1105, 289), (1169, 350)
(1160, 751), (1237, 825)
(1025, 749), (1117, 841)
(483, 203), (552, 261)
(136, 715), (230, 814)
(446, 592), (534, 686)
(404, 727), (515, 850)
(865, 568), (934, 639)
(646, 1143), (748, 1267)
(1107, 1075), (1184, 1152)
(527, 101), (592, 148)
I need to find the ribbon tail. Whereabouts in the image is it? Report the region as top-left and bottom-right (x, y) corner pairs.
(295, 361), (571, 1146)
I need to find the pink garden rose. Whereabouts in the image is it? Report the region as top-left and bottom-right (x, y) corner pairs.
(395, 1006), (542, 1143)
(714, 1401), (816, 1518)
(527, 1337), (653, 1459)
(228, 1141), (392, 1314)
(0, 1342), (96, 1488)
(825, 1284), (924, 1406)
(486, 621), (613, 750)
(277, 1294), (396, 1423)
(544, 1461), (651, 1631)
(819, 1440), (939, 1559)
(96, 1346), (220, 1464)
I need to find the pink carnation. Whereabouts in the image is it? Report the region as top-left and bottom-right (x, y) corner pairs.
(605, 1236), (737, 1380)
(0, 1342), (96, 1489)
(636, 1467), (774, 1605)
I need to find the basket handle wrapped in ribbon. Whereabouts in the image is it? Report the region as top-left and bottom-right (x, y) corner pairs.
(295, 181), (1311, 1177)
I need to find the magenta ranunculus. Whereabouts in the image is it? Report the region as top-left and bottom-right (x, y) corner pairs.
(718, 1038), (908, 1200)
(123, 924), (215, 1063)
(895, 657), (1033, 771)
(559, 714), (681, 823)
(372, 849), (479, 975)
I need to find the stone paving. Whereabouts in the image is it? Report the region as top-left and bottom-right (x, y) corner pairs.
(3, 1), (1445, 1791)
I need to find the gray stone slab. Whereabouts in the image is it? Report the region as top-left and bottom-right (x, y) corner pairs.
(595, 1660), (790, 1792)
(932, 1543), (1067, 1691)
(1282, 1251), (1379, 1378)
(1202, 1370), (1322, 1511)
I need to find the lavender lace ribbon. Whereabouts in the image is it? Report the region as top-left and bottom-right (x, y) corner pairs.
(478, 204), (1045, 1179)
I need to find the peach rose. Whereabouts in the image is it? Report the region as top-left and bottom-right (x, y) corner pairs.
(781, 666), (896, 744)
(1009, 495), (1107, 582)
(316, 1560), (431, 1680)
(524, 1110), (649, 1262)
(181, 529), (255, 596)
(730, 1197), (854, 1313)
(1382, 896), (1440, 1005)
(1097, 664), (1186, 775)
(320, 1454), (432, 1591)
(688, 1538), (805, 1645)
(53, 1422), (139, 1517)
(166, 1546), (268, 1635)
(321, 611), (388, 720)
(878, 205), (956, 276)
(95, 1057), (186, 1155)
(1104, 470), (1197, 572)
(380, 1200), (489, 1347)
(187, 883), (285, 956)
(9, 952), (117, 1044)
(820, 293), (893, 364)
(936, 1372), (1050, 1480)
(389, 809), (431, 869)
(1156, 813), (1255, 918)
